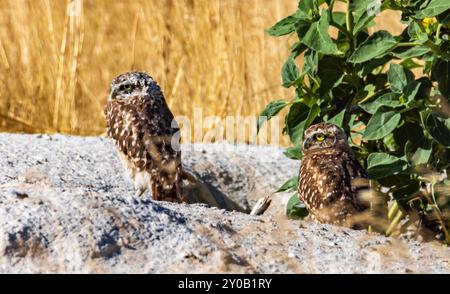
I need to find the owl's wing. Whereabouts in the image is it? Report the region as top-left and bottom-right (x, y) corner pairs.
(345, 152), (368, 179)
(105, 99), (180, 172)
(298, 152), (368, 218)
(140, 96), (181, 167)
(300, 155), (346, 204)
(344, 152), (370, 210)
(298, 155), (344, 215)
(106, 101), (147, 171)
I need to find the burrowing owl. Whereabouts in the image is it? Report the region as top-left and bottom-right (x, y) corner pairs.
(105, 71), (184, 202)
(298, 122), (369, 227)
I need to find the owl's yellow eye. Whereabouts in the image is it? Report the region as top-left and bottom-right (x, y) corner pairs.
(122, 84), (132, 92)
(315, 133), (326, 141)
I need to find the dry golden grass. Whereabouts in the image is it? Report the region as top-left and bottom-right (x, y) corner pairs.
(0, 0), (406, 146)
(0, 0), (296, 140)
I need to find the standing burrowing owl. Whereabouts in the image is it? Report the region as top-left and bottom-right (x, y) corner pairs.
(298, 122), (370, 227)
(105, 71), (185, 202)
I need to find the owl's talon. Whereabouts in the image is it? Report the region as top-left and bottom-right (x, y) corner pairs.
(180, 196), (189, 204)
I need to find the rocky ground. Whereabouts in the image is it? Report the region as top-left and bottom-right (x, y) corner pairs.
(0, 134), (449, 273)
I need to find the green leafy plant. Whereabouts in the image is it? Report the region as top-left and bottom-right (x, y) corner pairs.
(260, 0), (450, 242)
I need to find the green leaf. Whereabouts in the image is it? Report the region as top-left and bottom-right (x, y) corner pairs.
(348, 31), (397, 63)
(317, 56), (345, 96)
(383, 132), (398, 151)
(404, 80), (422, 104)
(285, 103), (310, 145)
(354, 14), (376, 35)
(414, 0), (450, 19)
(286, 193), (309, 220)
(423, 112), (450, 146)
(360, 92), (402, 114)
(354, 83), (376, 101)
(350, 0), (377, 22)
(276, 176), (298, 193)
(401, 58), (422, 70)
(305, 104), (320, 128)
(409, 139), (433, 165)
(405, 138), (433, 165)
(301, 11), (340, 55)
(302, 50), (319, 79)
(257, 100), (288, 133)
(284, 146), (303, 160)
(327, 109), (346, 127)
(295, 18), (314, 39)
(388, 64), (410, 94)
(332, 11), (346, 27)
(352, 0), (378, 35)
(282, 57), (300, 88)
(285, 103), (320, 145)
(407, 22), (429, 44)
(298, 0), (317, 12)
(367, 153), (408, 179)
(267, 11), (309, 37)
(432, 59), (450, 100)
(363, 108), (401, 140)
(358, 55), (393, 77)
(290, 42), (308, 59)
(438, 9), (450, 25)
(391, 46), (430, 59)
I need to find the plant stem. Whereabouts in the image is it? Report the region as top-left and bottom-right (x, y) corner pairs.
(425, 40), (450, 59)
(386, 210), (403, 237)
(328, 0), (336, 21)
(329, 22), (352, 38)
(328, 0), (353, 40)
(346, 0), (353, 36)
(388, 200), (399, 220)
(358, 89), (382, 104)
(429, 182), (450, 243)
(436, 23), (442, 39)
(396, 42), (424, 47)
(430, 182), (440, 212)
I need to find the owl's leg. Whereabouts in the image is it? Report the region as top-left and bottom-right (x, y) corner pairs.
(175, 179), (189, 204)
(176, 170), (197, 203)
(151, 177), (160, 201)
(134, 180), (147, 196)
(163, 187), (180, 203)
(134, 171), (150, 197)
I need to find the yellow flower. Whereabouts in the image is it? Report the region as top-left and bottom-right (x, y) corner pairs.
(422, 17), (436, 28)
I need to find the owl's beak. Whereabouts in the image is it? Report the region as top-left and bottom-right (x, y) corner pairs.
(109, 84), (121, 100)
(303, 136), (312, 150)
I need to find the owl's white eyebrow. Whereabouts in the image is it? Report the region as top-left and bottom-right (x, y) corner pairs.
(308, 131), (326, 136)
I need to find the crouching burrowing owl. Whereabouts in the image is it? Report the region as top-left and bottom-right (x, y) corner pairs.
(298, 122), (370, 228)
(105, 71), (190, 202)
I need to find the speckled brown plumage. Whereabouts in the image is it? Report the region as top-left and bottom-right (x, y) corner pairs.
(104, 72), (182, 202)
(298, 122), (369, 227)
